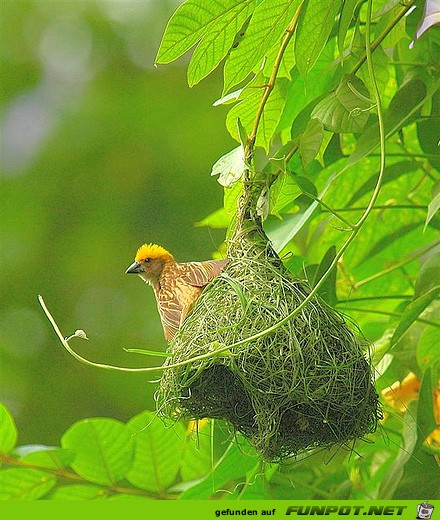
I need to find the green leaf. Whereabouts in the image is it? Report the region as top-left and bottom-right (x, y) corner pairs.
(278, 41), (335, 140)
(312, 74), (371, 133)
(0, 468), (56, 499)
(211, 146), (246, 187)
(195, 207), (231, 229)
(417, 327), (440, 375)
(391, 286), (440, 348)
(417, 89), (440, 169)
(179, 422), (213, 482)
(299, 118), (323, 169)
(61, 418), (134, 486)
(347, 78), (429, 167)
(19, 446), (75, 469)
(263, 38), (295, 79)
(224, 178), (243, 216)
(156, 0), (256, 86)
(361, 220), (425, 263)
(295, 0), (340, 77)
(126, 410), (186, 493)
(311, 245), (338, 306)
(0, 402), (17, 454)
(338, 0), (360, 58)
(265, 168), (335, 251)
(414, 251), (440, 298)
(346, 160), (421, 206)
(269, 170), (302, 214)
(187, 3), (256, 86)
(357, 43), (389, 99)
(123, 348), (171, 358)
(226, 77), (288, 151)
(424, 181), (440, 231)
(179, 438), (259, 499)
(223, 0), (301, 92)
(45, 484), (108, 500)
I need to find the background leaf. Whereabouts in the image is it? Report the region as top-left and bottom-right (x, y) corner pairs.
(391, 287), (440, 349)
(0, 468), (56, 499)
(61, 418), (134, 486)
(424, 181), (440, 231)
(226, 77), (288, 150)
(0, 402), (17, 455)
(126, 411), (186, 493)
(156, 0), (255, 66)
(312, 74), (371, 133)
(295, 0), (340, 77)
(179, 438), (259, 499)
(347, 78), (429, 167)
(299, 118), (323, 169)
(187, 2), (256, 86)
(223, 0), (301, 92)
(45, 484), (108, 500)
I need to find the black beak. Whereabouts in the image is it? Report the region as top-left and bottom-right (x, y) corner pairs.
(125, 261), (142, 274)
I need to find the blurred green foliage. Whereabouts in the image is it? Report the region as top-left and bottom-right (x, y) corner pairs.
(1, 0), (235, 444)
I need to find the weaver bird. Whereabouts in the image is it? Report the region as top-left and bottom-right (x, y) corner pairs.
(125, 243), (228, 340)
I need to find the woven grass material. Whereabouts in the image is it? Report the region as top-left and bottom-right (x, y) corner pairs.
(156, 199), (380, 462)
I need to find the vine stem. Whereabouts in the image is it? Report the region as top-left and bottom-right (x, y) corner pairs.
(351, 0), (416, 75)
(244, 2), (304, 164)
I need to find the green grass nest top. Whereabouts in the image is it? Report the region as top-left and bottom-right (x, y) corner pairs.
(156, 220), (380, 462)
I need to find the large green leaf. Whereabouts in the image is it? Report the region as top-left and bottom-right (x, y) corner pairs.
(424, 180), (440, 231)
(312, 74), (371, 133)
(417, 89), (440, 169)
(278, 41), (335, 140)
(0, 402), (17, 455)
(179, 438), (259, 499)
(0, 468), (56, 499)
(299, 117), (323, 169)
(338, 0), (360, 58)
(391, 287), (440, 349)
(156, 0), (256, 86)
(417, 327), (440, 376)
(61, 418), (134, 486)
(187, 3), (255, 86)
(126, 410), (186, 493)
(223, 0), (302, 93)
(308, 245), (338, 306)
(45, 484), (108, 500)
(295, 0), (340, 77)
(19, 446), (75, 470)
(414, 251), (440, 298)
(269, 170), (302, 215)
(179, 422), (213, 482)
(346, 160), (421, 206)
(347, 78), (430, 167)
(226, 77), (288, 151)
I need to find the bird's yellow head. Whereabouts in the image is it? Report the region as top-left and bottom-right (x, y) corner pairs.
(126, 243), (174, 284)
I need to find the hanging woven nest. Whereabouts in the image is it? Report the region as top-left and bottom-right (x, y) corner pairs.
(156, 183), (380, 462)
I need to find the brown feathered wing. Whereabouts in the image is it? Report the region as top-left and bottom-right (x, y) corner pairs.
(156, 259), (229, 340)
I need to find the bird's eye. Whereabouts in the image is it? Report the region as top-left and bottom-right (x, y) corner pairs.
(144, 258), (151, 264)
